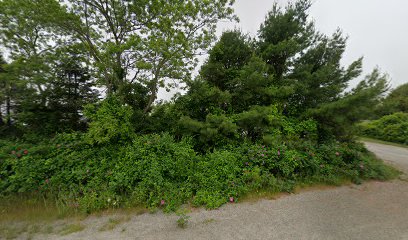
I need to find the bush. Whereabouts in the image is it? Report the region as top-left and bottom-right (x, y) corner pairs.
(84, 96), (135, 145)
(193, 150), (245, 209)
(0, 133), (197, 212)
(358, 112), (408, 144)
(0, 134), (398, 214)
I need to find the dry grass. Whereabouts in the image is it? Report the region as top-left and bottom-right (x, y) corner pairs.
(0, 225), (26, 240)
(59, 223), (85, 236)
(0, 198), (59, 223)
(93, 205), (147, 218)
(0, 195), (148, 238)
(0, 195), (85, 239)
(99, 216), (131, 231)
(293, 182), (350, 193)
(0, 223), (55, 240)
(0, 195), (84, 224)
(240, 190), (290, 203)
(202, 218), (216, 224)
(240, 179), (354, 204)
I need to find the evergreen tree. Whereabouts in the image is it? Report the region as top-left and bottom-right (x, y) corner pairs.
(178, 0), (389, 144)
(376, 83), (408, 116)
(200, 30), (253, 92)
(258, 0), (314, 80)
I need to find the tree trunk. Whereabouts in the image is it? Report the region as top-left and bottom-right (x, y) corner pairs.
(143, 60), (165, 114)
(144, 86), (158, 114)
(6, 95), (11, 126)
(0, 105), (4, 126)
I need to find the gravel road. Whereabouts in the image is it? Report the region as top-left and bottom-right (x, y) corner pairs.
(28, 142), (408, 240)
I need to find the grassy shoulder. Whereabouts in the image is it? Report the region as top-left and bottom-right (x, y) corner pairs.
(0, 196), (146, 239)
(360, 137), (408, 149)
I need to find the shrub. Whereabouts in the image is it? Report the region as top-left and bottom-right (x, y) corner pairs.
(0, 134), (398, 214)
(83, 96), (135, 145)
(0, 133), (198, 212)
(193, 150), (246, 208)
(359, 112), (408, 144)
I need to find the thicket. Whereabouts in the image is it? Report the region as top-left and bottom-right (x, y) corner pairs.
(359, 112), (408, 145)
(375, 83), (408, 117)
(358, 82), (408, 144)
(0, 0), (398, 213)
(0, 132), (396, 213)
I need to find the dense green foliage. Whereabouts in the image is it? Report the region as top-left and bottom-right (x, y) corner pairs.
(375, 83), (408, 117)
(359, 112), (408, 145)
(169, 1), (387, 145)
(0, 0), (235, 135)
(0, 134), (397, 213)
(359, 82), (408, 144)
(0, 0), (398, 214)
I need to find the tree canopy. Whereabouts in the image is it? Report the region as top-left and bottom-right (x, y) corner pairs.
(0, 0), (236, 135)
(376, 83), (408, 116)
(173, 0), (388, 145)
(0, 0), (389, 143)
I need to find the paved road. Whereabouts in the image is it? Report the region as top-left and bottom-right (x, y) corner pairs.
(365, 141), (408, 176)
(39, 142), (408, 240)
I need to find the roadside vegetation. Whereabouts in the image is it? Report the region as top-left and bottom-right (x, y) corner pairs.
(358, 83), (408, 145)
(359, 112), (408, 145)
(0, 0), (399, 221)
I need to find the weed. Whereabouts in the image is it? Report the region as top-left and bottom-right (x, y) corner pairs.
(177, 214), (190, 228)
(0, 195), (83, 223)
(59, 223), (85, 236)
(203, 218), (216, 224)
(99, 216), (130, 231)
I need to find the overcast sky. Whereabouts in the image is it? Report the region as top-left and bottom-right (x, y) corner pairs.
(216, 0), (408, 88)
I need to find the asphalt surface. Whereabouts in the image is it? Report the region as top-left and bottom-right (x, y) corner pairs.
(365, 141), (408, 176)
(33, 142), (408, 240)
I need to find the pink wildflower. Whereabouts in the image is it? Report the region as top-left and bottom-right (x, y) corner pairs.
(160, 200), (165, 206)
(277, 150), (281, 156)
(229, 197), (234, 203)
(261, 154), (265, 157)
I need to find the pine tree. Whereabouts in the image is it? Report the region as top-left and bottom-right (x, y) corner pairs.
(179, 0), (389, 143)
(376, 83), (408, 116)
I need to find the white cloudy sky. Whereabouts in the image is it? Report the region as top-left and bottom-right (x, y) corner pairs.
(217, 0), (408, 88)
